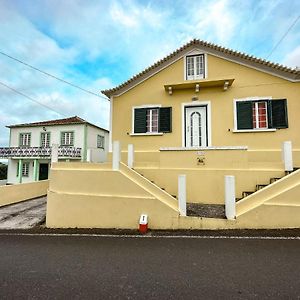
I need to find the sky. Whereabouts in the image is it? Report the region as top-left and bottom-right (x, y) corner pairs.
(0, 0), (300, 151)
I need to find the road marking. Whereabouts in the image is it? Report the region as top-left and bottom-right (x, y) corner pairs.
(0, 233), (299, 240)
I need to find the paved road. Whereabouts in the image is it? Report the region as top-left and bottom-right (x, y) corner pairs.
(0, 234), (299, 299)
(0, 197), (46, 229)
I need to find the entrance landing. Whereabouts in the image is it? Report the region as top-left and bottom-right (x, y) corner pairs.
(187, 203), (225, 219)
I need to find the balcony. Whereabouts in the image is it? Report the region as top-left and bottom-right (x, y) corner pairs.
(0, 146), (82, 159)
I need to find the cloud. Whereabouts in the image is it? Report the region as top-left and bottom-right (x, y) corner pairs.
(283, 45), (300, 68)
(0, 0), (300, 149)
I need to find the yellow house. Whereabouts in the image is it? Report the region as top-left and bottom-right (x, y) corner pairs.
(46, 39), (300, 229)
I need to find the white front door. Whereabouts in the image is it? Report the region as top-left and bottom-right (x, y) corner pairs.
(185, 106), (207, 147)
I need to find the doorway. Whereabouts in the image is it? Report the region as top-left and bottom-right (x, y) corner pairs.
(39, 163), (49, 180)
(185, 106), (208, 147)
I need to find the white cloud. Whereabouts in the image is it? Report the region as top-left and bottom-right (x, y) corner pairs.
(283, 45), (300, 68)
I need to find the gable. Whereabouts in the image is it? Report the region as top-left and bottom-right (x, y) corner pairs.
(102, 39), (300, 98)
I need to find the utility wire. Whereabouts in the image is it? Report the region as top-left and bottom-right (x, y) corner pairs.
(0, 81), (67, 117)
(0, 50), (110, 101)
(266, 15), (300, 60)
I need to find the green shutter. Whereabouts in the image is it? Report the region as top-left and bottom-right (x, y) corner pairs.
(269, 99), (288, 129)
(159, 107), (172, 133)
(236, 101), (253, 130)
(134, 108), (147, 133)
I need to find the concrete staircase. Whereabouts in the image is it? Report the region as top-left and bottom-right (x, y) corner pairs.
(236, 168), (299, 202)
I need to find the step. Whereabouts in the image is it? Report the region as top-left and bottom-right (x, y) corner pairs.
(256, 184), (268, 191)
(235, 197), (243, 202)
(187, 203), (226, 219)
(242, 191), (254, 198)
(270, 177), (281, 184)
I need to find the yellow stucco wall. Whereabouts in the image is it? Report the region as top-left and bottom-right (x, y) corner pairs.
(0, 180), (49, 207)
(46, 163), (300, 229)
(112, 53), (300, 153)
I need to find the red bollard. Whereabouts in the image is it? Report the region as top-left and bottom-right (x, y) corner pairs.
(139, 214), (148, 234)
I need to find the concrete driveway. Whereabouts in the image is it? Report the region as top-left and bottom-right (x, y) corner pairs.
(0, 197), (46, 229)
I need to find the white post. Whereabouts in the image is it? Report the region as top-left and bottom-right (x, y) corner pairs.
(51, 144), (58, 165)
(282, 141), (293, 172)
(87, 149), (92, 163)
(225, 175), (236, 220)
(128, 144), (134, 169)
(178, 175), (187, 216)
(112, 141), (120, 171)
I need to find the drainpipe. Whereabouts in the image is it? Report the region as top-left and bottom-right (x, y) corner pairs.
(18, 159), (22, 184)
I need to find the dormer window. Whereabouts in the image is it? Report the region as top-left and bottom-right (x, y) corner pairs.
(186, 54), (205, 80)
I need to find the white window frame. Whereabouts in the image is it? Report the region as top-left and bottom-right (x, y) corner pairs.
(146, 108), (159, 133)
(61, 131), (74, 146)
(181, 101), (212, 147)
(184, 50), (207, 81)
(19, 133), (31, 147)
(233, 97), (276, 132)
(41, 132), (51, 148)
(22, 162), (29, 177)
(252, 101), (268, 129)
(131, 104), (163, 136)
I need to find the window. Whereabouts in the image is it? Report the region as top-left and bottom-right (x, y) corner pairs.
(133, 107), (172, 134)
(19, 133), (31, 147)
(97, 135), (105, 149)
(22, 162), (29, 177)
(41, 132), (51, 148)
(235, 99), (288, 131)
(61, 132), (74, 146)
(146, 108), (159, 133)
(186, 54), (205, 80)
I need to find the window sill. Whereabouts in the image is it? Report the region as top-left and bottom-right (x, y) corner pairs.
(130, 132), (164, 136)
(232, 129), (276, 133)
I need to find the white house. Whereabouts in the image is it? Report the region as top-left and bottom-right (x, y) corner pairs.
(0, 116), (109, 184)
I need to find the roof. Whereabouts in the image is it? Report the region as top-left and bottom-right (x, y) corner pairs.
(7, 116), (109, 132)
(102, 38), (300, 97)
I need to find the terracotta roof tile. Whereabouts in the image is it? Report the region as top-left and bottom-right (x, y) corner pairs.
(7, 116), (109, 132)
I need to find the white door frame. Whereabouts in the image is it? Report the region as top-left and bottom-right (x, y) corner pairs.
(181, 101), (212, 147)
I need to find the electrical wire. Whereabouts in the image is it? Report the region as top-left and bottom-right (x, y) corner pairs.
(0, 81), (67, 117)
(266, 15), (300, 59)
(0, 50), (110, 101)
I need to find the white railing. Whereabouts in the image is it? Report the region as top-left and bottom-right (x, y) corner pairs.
(0, 146), (81, 158)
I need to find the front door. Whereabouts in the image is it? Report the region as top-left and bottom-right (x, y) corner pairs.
(185, 106), (207, 147)
(39, 163), (49, 180)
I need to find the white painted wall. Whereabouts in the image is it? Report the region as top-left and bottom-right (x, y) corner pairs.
(86, 125), (109, 163)
(9, 124), (85, 148)
(7, 123), (109, 184)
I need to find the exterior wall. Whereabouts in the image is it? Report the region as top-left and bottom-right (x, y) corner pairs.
(9, 124), (85, 149)
(0, 180), (49, 207)
(46, 162), (299, 229)
(46, 162), (178, 229)
(7, 159), (51, 185)
(111, 52), (300, 160)
(6, 123), (109, 184)
(86, 125), (109, 163)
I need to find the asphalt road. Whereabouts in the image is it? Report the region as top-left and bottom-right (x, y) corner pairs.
(0, 197), (46, 229)
(0, 234), (299, 299)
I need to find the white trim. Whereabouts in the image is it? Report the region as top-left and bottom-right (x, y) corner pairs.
(160, 146), (248, 151)
(181, 101), (212, 148)
(232, 129), (276, 133)
(131, 104), (162, 134)
(233, 96), (273, 131)
(183, 51), (207, 81)
(109, 96), (113, 152)
(130, 133), (164, 136)
(111, 47), (299, 98)
(1, 233), (299, 240)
